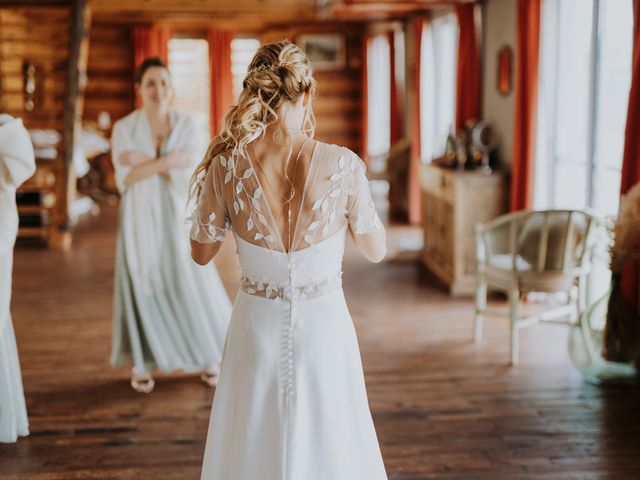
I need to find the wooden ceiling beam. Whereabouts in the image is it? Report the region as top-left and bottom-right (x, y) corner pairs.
(90, 0), (314, 14)
(85, 0), (472, 24)
(0, 0), (72, 6)
(328, 0), (473, 19)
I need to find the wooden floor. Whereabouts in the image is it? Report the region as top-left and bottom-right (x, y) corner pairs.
(2, 204), (640, 480)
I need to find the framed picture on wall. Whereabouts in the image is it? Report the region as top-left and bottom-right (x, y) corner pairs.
(297, 33), (346, 71)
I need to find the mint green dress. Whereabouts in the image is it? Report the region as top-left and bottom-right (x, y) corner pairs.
(110, 109), (231, 373)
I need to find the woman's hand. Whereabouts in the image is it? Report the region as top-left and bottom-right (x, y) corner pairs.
(162, 148), (191, 170)
(119, 151), (152, 167)
(122, 148), (193, 186)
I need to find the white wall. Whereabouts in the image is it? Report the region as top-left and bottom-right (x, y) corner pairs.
(481, 0), (517, 170)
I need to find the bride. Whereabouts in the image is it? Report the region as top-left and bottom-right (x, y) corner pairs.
(190, 40), (388, 479)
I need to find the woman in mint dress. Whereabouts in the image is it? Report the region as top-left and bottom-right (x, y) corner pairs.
(110, 58), (231, 393)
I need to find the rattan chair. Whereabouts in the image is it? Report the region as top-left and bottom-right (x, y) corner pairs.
(474, 209), (598, 365)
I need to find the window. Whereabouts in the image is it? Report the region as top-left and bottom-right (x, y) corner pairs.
(231, 37), (261, 102)
(168, 38), (211, 143)
(419, 13), (459, 163)
(534, 0), (633, 217)
(367, 34), (391, 159)
(534, 0), (634, 300)
(592, 1), (634, 216)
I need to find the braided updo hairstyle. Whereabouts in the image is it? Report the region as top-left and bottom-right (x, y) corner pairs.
(190, 40), (318, 198)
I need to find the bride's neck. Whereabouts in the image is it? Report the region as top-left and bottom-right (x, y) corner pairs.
(260, 125), (306, 147)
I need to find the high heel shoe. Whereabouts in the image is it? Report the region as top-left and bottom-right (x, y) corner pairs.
(131, 368), (155, 393)
(200, 364), (220, 387)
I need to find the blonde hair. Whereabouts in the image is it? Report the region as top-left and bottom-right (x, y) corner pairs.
(190, 40), (318, 198)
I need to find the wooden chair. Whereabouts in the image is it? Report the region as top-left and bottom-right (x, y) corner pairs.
(474, 209), (598, 365)
(365, 139), (411, 220)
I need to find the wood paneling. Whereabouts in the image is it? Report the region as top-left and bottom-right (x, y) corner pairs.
(0, 6), (72, 241)
(83, 20), (134, 128)
(82, 21), (365, 153)
(2, 205), (640, 478)
(86, 0), (461, 25)
(0, 8), (70, 129)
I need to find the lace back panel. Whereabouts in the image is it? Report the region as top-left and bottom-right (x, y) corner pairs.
(190, 140), (382, 254)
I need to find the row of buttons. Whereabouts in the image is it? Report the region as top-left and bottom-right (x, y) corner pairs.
(285, 255), (297, 399)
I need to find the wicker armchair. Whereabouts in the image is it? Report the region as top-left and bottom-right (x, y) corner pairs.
(474, 209), (598, 365)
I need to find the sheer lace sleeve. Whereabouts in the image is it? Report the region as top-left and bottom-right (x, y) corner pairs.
(189, 156), (230, 244)
(346, 150), (383, 235)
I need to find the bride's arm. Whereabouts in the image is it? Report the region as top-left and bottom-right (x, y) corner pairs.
(191, 239), (222, 265)
(189, 159), (229, 265)
(350, 226), (386, 263)
(346, 151), (387, 263)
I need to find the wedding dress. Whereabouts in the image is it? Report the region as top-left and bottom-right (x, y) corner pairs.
(191, 139), (388, 480)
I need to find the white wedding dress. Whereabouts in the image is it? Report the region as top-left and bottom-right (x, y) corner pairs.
(190, 140), (387, 480)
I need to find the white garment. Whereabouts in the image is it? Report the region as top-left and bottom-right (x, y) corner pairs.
(191, 141), (387, 479)
(110, 109), (231, 373)
(0, 115), (35, 443)
(110, 109), (205, 293)
(0, 115), (36, 262)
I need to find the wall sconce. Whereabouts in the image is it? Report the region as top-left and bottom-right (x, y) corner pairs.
(23, 61), (37, 111)
(497, 46), (513, 97)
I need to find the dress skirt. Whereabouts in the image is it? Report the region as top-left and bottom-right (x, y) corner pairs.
(0, 318), (29, 443)
(200, 288), (388, 480)
(111, 178), (231, 373)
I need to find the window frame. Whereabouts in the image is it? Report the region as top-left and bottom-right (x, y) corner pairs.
(419, 9), (459, 164)
(535, 0), (633, 215)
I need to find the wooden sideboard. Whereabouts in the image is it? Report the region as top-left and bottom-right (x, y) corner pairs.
(17, 157), (59, 243)
(421, 164), (506, 296)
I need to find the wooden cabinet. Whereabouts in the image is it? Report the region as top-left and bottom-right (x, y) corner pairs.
(421, 164), (506, 296)
(17, 157), (59, 242)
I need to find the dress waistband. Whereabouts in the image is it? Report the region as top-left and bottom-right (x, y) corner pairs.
(240, 273), (342, 301)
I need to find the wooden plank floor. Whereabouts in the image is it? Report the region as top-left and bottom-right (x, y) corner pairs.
(2, 204), (639, 479)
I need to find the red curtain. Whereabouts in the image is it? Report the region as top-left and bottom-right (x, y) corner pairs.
(620, 0), (640, 313)
(455, 4), (481, 130)
(208, 29), (234, 138)
(388, 31), (402, 145)
(510, 0), (541, 211)
(132, 25), (171, 108)
(408, 18), (424, 225)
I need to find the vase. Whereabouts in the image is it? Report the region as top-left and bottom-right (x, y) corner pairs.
(568, 285), (639, 386)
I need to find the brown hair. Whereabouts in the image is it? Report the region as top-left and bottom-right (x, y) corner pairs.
(134, 57), (169, 84)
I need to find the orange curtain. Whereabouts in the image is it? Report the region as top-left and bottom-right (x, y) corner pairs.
(361, 34), (370, 163)
(208, 29), (233, 138)
(455, 4), (481, 130)
(510, 0), (541, 211)
(132, 25), (171, 108)
(408, 18), (424, 225)
(620, 0), (640, 314)
(388, 31), (402, 145)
